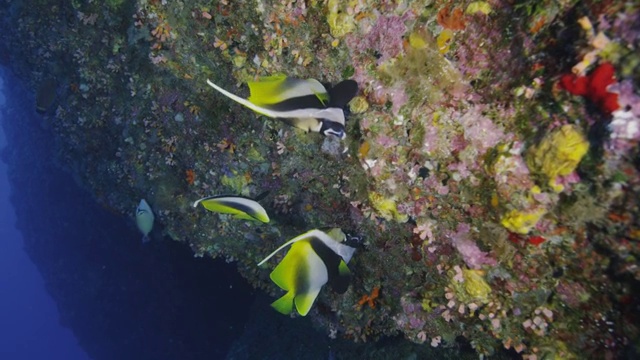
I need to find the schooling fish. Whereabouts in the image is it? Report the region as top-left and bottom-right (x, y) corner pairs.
(257, 228), (356, 316)
(136, 199), (155, 243)
(193, 195), (270, 223)
(206, 75), (358, 139)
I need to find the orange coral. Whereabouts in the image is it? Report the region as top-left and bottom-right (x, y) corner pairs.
(357, 286), (380, 310)
(437, 6), (466, 30)
(151, 20), (171, 42)
(185, 169), (196, 185)
(529, 17), (546, 34)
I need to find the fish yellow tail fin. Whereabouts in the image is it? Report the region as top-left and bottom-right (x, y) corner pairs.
(271, 291), (295, 315)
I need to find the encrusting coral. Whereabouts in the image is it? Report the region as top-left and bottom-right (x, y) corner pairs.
(4, 0), (640, 358)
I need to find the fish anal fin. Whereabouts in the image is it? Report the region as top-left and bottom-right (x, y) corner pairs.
(232, 213), (256, 221)
(294, 288), (322, 316)
(271, 291), (295, 315)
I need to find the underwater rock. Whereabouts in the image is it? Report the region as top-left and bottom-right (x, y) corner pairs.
(35, 78), (56, 114)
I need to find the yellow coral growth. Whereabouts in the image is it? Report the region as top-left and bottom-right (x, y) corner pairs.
(463, 269), (492, 303)
(501, 207), (547, 234)
(409, 31), (428, 50)
(466, 2), (492, 15)
(528, 125), (589, 192)
(327, 0), (355, 38)
(437, 29), (453, 54)
(221, 171), (251, 196)
(368, 192), (408, 222)
(349, 96), (369, 114)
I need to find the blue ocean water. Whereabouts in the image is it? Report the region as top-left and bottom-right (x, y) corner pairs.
(0, 68), (257, 360)
(0, 70), (90, 359)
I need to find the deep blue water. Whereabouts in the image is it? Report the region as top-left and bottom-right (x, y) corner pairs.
(0, 68), (90, 360)
(0, 68), (256, 360)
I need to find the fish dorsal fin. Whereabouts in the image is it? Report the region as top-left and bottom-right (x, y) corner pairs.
(327, 80), (359, 109)
(271, 291), (295, 315)
(330, 260), (352, 294)
(295, 287), (323, 316)
(248, 76), (329, 107)
(257, 229), (324, 266)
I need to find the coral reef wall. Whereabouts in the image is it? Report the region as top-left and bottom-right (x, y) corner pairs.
(1, 0), (639, 358)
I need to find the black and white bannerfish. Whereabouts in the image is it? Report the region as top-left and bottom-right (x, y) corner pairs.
(206, 75), (358, 139)
(257, 228), (356, 316)
(193, 195), (270, 223)
(135, 199), (155, 243)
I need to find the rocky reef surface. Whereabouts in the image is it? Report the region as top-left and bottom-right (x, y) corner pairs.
(1, 0), (639, 358)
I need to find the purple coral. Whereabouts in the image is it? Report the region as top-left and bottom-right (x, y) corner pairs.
(348, 14), (413, 65)
(448, 223), (497, 270)
(457, 109), (505, 153)
(607, 80), (640, 151)
(609, 80), (640, 118)
(612, 9), (640, 47)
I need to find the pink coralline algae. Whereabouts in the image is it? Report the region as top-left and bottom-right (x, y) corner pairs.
(457, 108), (506, 154)
(610, 80), (640, 118)
(349, 13), (413, 65)
(455, 13), (524, 87)
(346, 13), (413, 114)
(607, 80), (640, 151)
(394, 296), (427, 332)
(611, 10), (640, 46)
(448, 223), (497, 270)
(492, 144), (533, 190)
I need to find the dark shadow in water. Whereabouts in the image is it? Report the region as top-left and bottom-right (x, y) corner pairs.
(1, 70), (255, 360)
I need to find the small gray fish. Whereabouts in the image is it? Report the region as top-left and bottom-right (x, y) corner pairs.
(136, 199), (154, 243)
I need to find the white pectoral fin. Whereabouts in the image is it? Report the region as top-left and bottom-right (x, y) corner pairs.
(281, 117), (323, 133)
(207, 79), (280, 118)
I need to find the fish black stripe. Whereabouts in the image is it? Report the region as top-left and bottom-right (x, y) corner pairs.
(216, 198), (260, 220)
(262, 93), (328, 112)
(309, 237), (351, 294)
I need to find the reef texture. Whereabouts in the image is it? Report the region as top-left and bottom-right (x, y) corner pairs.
(1, 0), (639, 358)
